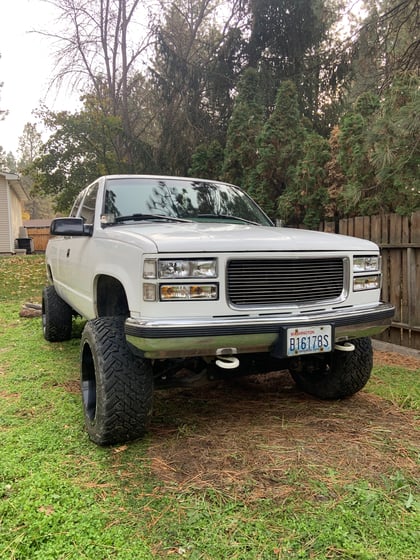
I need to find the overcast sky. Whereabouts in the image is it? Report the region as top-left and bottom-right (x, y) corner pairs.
(0, 0), (79, 156)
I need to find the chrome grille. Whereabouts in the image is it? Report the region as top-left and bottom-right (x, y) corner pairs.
(227, 258), (344, 306)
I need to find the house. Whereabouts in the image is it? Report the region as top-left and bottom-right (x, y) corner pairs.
(0, 172), (30, 253)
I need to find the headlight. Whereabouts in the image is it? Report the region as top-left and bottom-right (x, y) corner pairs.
(353, 256), (381, 272)
(353, 275), (381, 291)
(144, 258), (217, 279)
(159, 259), (217, 278)
(160, 284), (218, 300)
(353, 255), (382, 291)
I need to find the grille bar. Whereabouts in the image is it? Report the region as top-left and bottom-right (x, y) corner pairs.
(227, 258), (344, 306)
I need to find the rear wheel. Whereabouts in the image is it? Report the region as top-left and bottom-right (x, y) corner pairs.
(42, 285), (73, 342)
(289, 337), (373, 399)
(80, 317), (153, 445)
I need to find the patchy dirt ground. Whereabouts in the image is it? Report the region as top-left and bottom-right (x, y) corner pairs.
(147, 351), (419, 501)
(373, 349), (420, 371)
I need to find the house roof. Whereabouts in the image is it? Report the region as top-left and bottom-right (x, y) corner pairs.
(0, 172), (30, 201)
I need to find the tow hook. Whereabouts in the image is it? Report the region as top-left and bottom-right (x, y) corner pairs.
(215, 356), (240, 369)
(334, 342), (355, 352)
(215, 348), (240, 369)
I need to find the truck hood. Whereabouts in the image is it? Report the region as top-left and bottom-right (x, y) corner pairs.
(107, 222), (378, 253)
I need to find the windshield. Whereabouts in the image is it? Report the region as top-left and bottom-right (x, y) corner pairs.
(102, 177), (273, 226)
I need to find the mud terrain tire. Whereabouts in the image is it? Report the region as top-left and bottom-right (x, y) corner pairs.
(290, 337), (373, 399)
(80, 317), (153, 445)
(42, 285), (73, 342)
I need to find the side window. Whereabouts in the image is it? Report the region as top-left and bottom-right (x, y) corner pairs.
(70, 190), (85, 217)
(79, 183), (99, 224)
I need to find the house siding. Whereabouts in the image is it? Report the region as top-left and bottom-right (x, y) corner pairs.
(0, 177), (12, 252)
(9, 185), (23, 248)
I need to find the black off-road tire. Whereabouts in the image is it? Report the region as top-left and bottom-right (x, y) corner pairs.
(290, 337), (373, 399)
(80, 317), (153, 445)
(42, 285), (73, 342)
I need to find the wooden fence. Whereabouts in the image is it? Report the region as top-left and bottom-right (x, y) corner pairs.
(323, 211), (420, 350)
(26, 227), (51, 252)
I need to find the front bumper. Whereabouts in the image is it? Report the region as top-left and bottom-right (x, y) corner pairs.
(125, 302), (394, 359)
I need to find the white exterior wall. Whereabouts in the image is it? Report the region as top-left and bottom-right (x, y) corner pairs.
(0, 176), (12, 252)
(0, 173), (28, 253)
(9, 184), (23, 249)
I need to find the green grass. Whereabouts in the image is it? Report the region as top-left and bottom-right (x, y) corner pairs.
(0, 255), (419, 559)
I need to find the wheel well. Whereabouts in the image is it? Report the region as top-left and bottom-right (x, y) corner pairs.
(96, 275), (129, 317)
(46, 265), (54, 283)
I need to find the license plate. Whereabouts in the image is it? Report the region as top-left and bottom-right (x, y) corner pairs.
(286, 325), (332, 356)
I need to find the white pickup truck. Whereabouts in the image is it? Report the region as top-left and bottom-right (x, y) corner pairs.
(43, 175), (394, 445)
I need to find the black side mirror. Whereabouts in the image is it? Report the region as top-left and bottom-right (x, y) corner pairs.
(50, 217), (92, 236)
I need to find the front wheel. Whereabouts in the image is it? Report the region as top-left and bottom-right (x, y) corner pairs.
(289, 337), (373, 399)
(42, 285), (73, 342)
(80, 317), (153, 445)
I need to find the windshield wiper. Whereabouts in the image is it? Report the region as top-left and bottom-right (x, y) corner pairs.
(114, 213), (191, 223)
(196, 214), (262, 226)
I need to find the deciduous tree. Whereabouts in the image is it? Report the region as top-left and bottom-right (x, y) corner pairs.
(43, 0), (153, 167)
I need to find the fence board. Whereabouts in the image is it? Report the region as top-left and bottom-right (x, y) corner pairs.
(370, 215), (382, 244)
(389, 248), (402, 345)
(412, 212), (420, 243)
(389, 213), (402, 244)
(401, 247), (409, 346)
(354, 216), (364, 238)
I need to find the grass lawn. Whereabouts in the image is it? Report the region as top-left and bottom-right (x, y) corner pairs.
(0, 254), (419, 559)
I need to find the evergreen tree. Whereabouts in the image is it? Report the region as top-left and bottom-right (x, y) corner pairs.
(324, 125), (346, 221)
(351, 0), (419, 94)
(369, 73), (420, 215)
(243, 0), (344, 130)
(251, 80), (305, 217)
(151, 0), (233, 174)
(278, 132), (330, 228)
(17, 123), (54, 219)
(222, 68), (265, 187)
(0, 146), (5, 169)
(188, 140), (224, 179)
(336, 92), (381, 215)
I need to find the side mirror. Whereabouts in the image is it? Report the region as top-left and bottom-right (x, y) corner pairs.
(50, 217), (93, 237)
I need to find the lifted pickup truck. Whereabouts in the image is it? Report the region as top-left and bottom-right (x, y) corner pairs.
(43, 175), (394, 445)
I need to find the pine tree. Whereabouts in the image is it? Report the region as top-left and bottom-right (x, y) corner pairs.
(278, 132), (330, 228)
(222, 68), (265, 187)
(336, 92), (381, 215)
(369, 74), (420, 215)
(188, 140), (224, 179)
(251, 80), (305, 217)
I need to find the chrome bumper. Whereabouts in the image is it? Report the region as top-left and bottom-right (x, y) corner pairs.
(125, 302), (394, 359)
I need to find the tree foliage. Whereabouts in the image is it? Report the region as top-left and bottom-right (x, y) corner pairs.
(43, 0), (154, 168)
(150, 0), (240, 174)
(279, 132), (331, 229)
(367, 74), (420, 214)
(222, 68), (264, 187)
(352, 0), (419, 93)
(30, 106), (128, 211)
(251, 80), (305, 217)
(17, 0), (419, 221)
